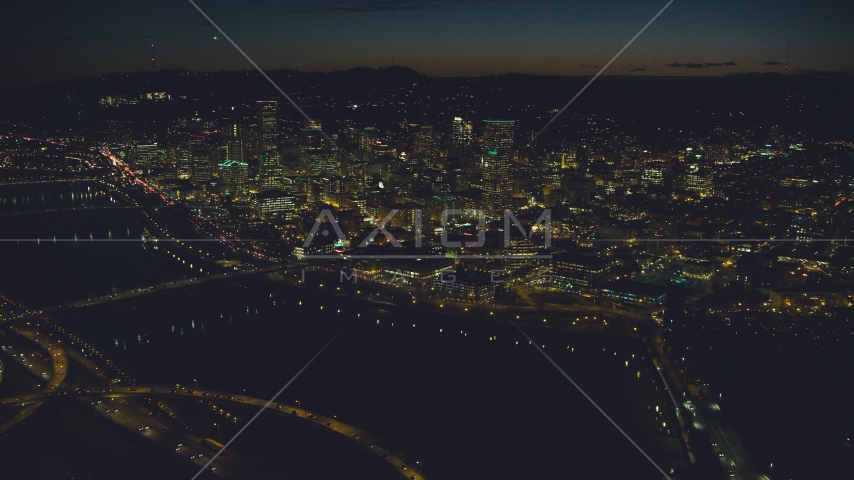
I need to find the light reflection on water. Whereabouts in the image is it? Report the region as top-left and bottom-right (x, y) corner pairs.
(1, 184), (681, 479)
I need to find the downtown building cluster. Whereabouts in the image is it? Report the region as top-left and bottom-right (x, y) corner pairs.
(4, 74), (853, 322)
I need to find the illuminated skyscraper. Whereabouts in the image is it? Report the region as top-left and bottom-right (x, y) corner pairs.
(218, 159), (249, 198)
(299, 120), (324, 151)
(255, 101), (277, 152)
(481, 120), (515, 219)
(482, 120), (514, 156)
(259, 150), (283, 192)
(685, 165), (713, 196)
(133, 143), (158, 168)
(451, 117), (473, 154)
(641, 159), (669, 187)
(360, 127), (378, 158)
(300, 120), (337, 176)
(176, 148), (192, 179)
(413, 125), (439, 160)
(190, 150), (213, 184)
(224, 123), (245, 164)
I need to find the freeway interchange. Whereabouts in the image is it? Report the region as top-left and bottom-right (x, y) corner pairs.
(0, 323), (426, 480)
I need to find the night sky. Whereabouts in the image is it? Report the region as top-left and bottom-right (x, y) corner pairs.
(3, 0), (852, 86)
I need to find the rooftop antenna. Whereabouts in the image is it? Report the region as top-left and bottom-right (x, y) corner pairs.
(392, 50), (395, 67)
(785, 38), (789, 74)
(150, 44), (156, 71)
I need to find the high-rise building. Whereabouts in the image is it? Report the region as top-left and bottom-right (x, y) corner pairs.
(218, 159), (249, 198)
(133, 143), (158, 169)
(255, 101), (278, 152)
(190, 150), (213, 184)
(685, 165), (714, 196)
(451, 117), (473, 154)
(299, 123), (324, 151)
(251, 190), (297, 220)
(224, 123), (246, 164)
(642, 159), (669, 187)
(413, 125), (439, 160)
(481, 120), (515, 219)
(360, 127), (378, 158)
(343, 121), (360, 149)
(551, 252), (609, 293)
(482, 120), (515, 156)
(259, 150), (283, 192)
(300, 120), (338, 176)
(305, 151), (339, 177)
(176, 148), (192, 179)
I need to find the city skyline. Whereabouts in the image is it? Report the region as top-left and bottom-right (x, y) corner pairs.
(1, 2), (854, 479)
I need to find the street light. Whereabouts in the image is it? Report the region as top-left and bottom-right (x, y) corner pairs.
(769, 462), (773, 476)
(416, 460), (423, 472)
(296, 399), (300, 409)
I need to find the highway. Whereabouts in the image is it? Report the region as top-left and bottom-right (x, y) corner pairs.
(0, 325), (426, 479)
(87, 393), (234, 477)
(0, 327), (67, 434)
(0, 264), (285, 326)
(93, 386), (424, 479)
(647, 331), (764, 480)
(0, 384), (427, 480)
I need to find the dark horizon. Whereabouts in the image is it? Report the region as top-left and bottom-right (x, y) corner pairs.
(3, 1), (853, 88)
(4, 63), (851, 93)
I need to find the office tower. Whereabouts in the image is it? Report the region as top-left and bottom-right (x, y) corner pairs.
(481, 120), (515, 219)
(551, 252), (609, 293)
(176, 148), (192, 179)
(259, 150), (283, 192)
(483, 120), (514, 154)
(300, 120), (337, 176)
(360, 127), (378, 158)
(218, 159), (249, 197)
(251, 190), (297, 220)
(451, 117), (473, 154)
(190, 150), (213, 184)
(641, 159), (669, 187)
(255, 100), (278, 152)
(299, 120), (324, 151)
(305, 151), (339, 177)
(224, 122), (246, 164)
(413, 125), (439, 160)
(133, 143), (158, 168)
(685, 165), (714, 197)
(343, 121), (360, 149)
